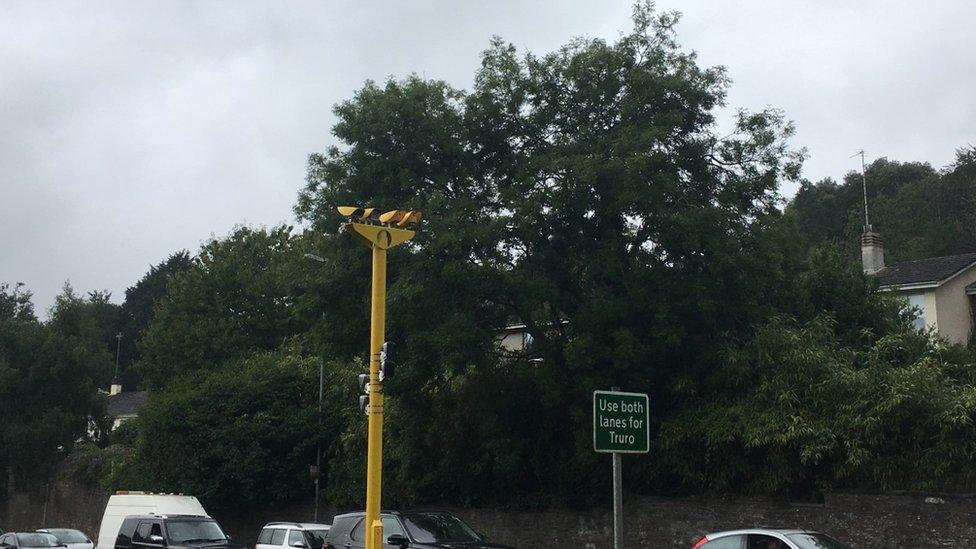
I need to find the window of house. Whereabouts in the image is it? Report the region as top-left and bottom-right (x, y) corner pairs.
(907, 294), (926, 331)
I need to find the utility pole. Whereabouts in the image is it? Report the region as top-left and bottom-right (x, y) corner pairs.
(315, 355), (323, 522)
(336, 206), (420, 549)
(304, 257), (328, 523)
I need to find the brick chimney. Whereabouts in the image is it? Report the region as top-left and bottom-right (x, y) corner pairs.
(861, 229), (885, 275)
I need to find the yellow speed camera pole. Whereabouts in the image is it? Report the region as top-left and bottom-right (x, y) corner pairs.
(336, 206), (421, 549)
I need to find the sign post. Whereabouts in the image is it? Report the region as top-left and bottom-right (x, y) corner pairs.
(594, 389), (649, 549)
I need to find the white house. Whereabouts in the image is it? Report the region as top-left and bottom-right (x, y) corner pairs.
(862, 230), (976, 345)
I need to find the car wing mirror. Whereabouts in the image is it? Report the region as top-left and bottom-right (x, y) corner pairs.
(385, 534), (408, 548)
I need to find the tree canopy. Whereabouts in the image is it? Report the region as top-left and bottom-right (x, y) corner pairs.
(788, 148), (976, 262)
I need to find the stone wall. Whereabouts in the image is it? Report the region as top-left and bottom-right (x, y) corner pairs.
(4, 485), (976, 548)
(452, 493), (976, 548)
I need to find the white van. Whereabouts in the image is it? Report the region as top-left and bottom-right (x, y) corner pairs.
(95, 492), (209, 549)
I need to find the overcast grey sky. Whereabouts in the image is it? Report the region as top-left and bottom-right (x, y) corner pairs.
(2, 0), (974, 314)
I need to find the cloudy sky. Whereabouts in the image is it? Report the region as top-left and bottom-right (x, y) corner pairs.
(2, 0), (974, 314)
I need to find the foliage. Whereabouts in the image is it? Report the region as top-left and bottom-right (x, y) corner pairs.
(115, 251), (193, 389)
(0, 285), (111, 489)
(116, 347), (332, 508)
(138, 227), (310, 389)
(788, 148), (976, 262)
(658, 312), (976, 496)
(0, 282), (36, 322)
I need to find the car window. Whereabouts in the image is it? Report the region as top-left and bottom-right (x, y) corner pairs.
(303, 530), (328, 549)
(257, 530), (273, 545)
(381, 517), (404, 539)
(703, 535), (746, 548)
(786, 533), (851, 549)
(270, 530), (286, 546)
(1, 535), (12, 546)
(349, 521), (365, 542)
(748, 535), (786, 549)
(287, 531), (303, 547)
(45, 530), (89, 544)
(134, 524), (152, 543)
(166, 521), (224, 544)
(401, 513), (480, 543)
(16, 534), (60, 548)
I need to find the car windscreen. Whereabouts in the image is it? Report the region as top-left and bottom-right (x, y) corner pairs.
(401, 513), (480, 543)
(303, 530), (328, 548)
(44, 530), (88, 544)
(18, 534), (61, 547)
(165, 521), (227, 544)
(786, 533), (851, 549)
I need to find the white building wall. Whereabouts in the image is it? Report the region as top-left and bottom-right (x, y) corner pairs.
(935, 268), (976, 345)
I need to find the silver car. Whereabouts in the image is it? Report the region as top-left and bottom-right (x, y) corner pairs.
(692, 528), (851, 549)
(36, 530), (93, 549)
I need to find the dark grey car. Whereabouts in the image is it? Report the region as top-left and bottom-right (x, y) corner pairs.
(324, 511), (512, 549)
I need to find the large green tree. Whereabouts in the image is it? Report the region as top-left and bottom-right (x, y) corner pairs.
(296, 4), (806, 505)
(113, 251), (193, 389)
(138, 227), (311, 389)
(0, 285), (110, 489)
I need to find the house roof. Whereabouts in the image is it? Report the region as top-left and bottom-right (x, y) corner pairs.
(107, 390), (149, 418)
(877, 252), (976, 288)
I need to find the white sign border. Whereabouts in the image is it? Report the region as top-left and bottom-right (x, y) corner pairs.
(593, 390), (650, 454)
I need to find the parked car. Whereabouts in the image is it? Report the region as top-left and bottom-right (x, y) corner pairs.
(0, 533), (64, 549)
(112, 514), (241, 549)
(323, 511), (512, 549)
(692, 529), (851, 549)
(37, 530), (93, 549)
(95, 492), (210, 549)
(255, 523), (330, 549)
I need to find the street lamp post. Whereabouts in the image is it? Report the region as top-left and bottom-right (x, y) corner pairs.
(305, 253), (327, 523)
(336, 206), (420, 549)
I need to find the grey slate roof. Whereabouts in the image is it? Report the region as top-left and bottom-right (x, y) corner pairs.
(877, 252), (976, 287)
(107, 390), (149, 418)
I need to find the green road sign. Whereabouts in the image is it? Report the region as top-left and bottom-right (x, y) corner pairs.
(593, 390), (649, 454)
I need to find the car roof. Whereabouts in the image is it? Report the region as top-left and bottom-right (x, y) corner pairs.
(123, 515), (212, 521)
(333, 510), (452, 519)
(262, 523), (330, 530)
(709, 528), (818, 538)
